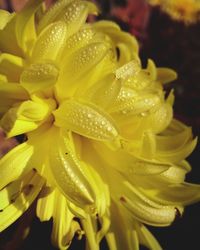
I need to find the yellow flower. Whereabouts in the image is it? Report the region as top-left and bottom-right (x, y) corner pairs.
(148, 0), (200, 24)
(0, 0), (200, 249)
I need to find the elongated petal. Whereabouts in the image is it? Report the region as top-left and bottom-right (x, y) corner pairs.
(20, 63), (59, 94)
(38, 0), (74, 32)
(62, 26), (95, 57)
(54, 100), (118, 141)
(0, 170), (44, 232)
(157, 136), (197, 163)
(0, 98), (54, 137)
(0, 169), (35, 211)
(141, 131), (156, 159)
(156, 125), (193, 151)
(32, 21), (67, 63)
(105, 202), (139, 250)
(58, 1), (98, 37)
(0, 13), (22, 56)
(146, 59), (157, 80)
(0, 53), (24, 81)
(148, 103), (173, 133)
(0, 142), (33, 190)
(48, 128), (95, 208)
(85, 140), (170, 179)
(136, 224), (162, 250)
(57, 42), (109, 98)
(0, 83), (28, 115)
(111, 89), (161, 116)
(157, 68), (177, 84)
(120, 182), (176, 226)
(38, 0), (98, 33)
(94, 20), (139, 61)
(50, 190), (78, 249)
(15, 0), (43, 52)
(36, 187), (55, 221)
(0, 10), (14, 30)
(155, 182), (200, 205)
(81, 215), (99, 250)
(85, 74), (121, 109)
(115, 60), (141, 80)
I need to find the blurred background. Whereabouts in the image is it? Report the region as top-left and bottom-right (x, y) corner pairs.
(0, 0), (200, 249)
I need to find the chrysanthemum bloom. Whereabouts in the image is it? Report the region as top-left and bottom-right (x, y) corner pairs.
(147, 0), (200, 24)
(0, 0), (200, 249)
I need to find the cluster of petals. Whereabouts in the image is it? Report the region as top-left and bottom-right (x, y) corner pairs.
(0, 0), (200, 249)
(148, 0), (200, 24)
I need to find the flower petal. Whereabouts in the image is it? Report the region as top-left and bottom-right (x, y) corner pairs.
(39, 189), (80, 250)
(155, 182), (200, 206)
(105, 202), (139, 250)
(0, 13), (22, 56)
(38, 0), (98, 34)
(0, 83), (28, 115)
(136, 224), (162, 250)
(1, 98), (54, 137)
(146, 59), (157, 80)
(85, 74), (121, 109)
(57, 42), (109, 98)
(94, 20), (139, 62)
(120, 182), (177, 226)
(157, 67), (177, 84)
(111, 87), (161, 116)
(32, 21), (67, 63)
(15, 0), (43, 52)
(115, 60), (141, 80)
(20, 63), (59, 94)
(0, 53), (25, 81)
(0, 142), (33, 190)
(54, 100), (118, 141)
(48, 128), (96, 208)
(0, 170), (44, 232)
(0, 10), (14, 30)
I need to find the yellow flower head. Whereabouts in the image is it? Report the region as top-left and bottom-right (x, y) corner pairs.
(148, 0), (200, 24)
(0, 0), (200, 249)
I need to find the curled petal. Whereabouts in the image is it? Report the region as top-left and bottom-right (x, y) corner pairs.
(62, 26), (96, 57)
(0, 170), (44, 232)
(146, 59), (157, 81)
(111, 88), (161, 116)
(54, 100), (118, 141)
(105, 202), (139, 250)
(0, 83), (28, 115)
(38, 0), (98, 33)
(0, 12), (22, 55)
(15, 0), (43, 52)
(0, 53), (24, 81)
(136, 223), (162, 250)
(86, 140), (170, 177)
(94, 20), (139, 62)
(120, 182), (177, 226)
(85, 74), (122, 109)
(48, 128), (96, 208)
(157, 67), (177, 84)
(0, 98), (55, 137)
(0, 142), (33, 190)
(20, 63), (59, 94)
(0, 10), (14, 30)
(48, 190), (80, 249)
(32, 21), (67, 63)
(155, 182), (200, 206)
(115, 60), (141, 80)
(57, 42), (110, 98)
